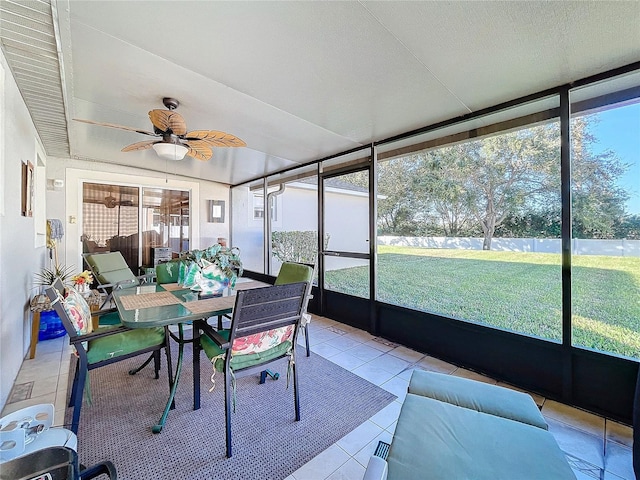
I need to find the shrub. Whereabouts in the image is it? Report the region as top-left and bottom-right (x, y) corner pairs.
(271, 230), (329, 264)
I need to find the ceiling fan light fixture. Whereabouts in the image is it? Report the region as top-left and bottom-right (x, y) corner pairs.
(153, 142), (188, 161)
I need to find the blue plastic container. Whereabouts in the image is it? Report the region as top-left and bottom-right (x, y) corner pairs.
(38, 310), (66, 341)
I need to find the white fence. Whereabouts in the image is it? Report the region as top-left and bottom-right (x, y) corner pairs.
(377, 236), (640, 257)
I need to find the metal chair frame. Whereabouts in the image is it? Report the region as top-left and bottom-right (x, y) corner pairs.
(44, 280), (173, 435)
(0, 446), (117, 480)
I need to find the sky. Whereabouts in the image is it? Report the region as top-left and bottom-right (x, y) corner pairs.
(590, 103), (640, 215)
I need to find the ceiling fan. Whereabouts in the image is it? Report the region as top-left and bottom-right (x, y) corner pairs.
(102, 187), (133, 208)
(74, 97), (246, 161)
(102, 195), (133, 208)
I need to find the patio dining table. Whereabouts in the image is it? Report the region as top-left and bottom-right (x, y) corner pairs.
(113, 278), (269, 433)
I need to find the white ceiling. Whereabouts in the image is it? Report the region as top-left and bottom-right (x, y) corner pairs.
(4, 1), (640, 185)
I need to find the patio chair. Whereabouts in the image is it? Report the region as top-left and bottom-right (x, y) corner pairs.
(83, 251), (155, 309)
(274, 261), (315, 356)
(44, 280), (173, 435)
(193, 282), (310, 457)
(0, 404), (76, 464)
(154, 260), (180, 285)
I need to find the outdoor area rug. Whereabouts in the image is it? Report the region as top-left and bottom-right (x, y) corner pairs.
(66, 345), (396, 479)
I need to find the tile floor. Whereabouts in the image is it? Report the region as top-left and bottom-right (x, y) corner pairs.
(3, 315), (635, 480)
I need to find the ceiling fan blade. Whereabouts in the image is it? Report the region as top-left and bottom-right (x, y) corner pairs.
(121, 140), (158, 152)
(73, 118), (158, 136)
(185, 130), (246, 147)
(149, 109), (187, 136)
(183, 140), (213, 161)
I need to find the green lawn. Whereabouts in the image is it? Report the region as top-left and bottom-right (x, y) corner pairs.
(324, 245), (640, 359)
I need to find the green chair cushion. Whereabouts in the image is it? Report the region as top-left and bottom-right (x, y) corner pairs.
(155, 261), (180, 284)
(87, 327), (165, 364)
(408, 370), (548, 430)
(97, 311), (122, 326)
(274, 263), (313, 285)
(200, 330), (292, 371)
(387, 393), (575, 480)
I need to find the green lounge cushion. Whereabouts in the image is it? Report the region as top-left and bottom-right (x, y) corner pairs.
(200, 329), (292, 371)
(87, 326), (165, 364)
(409, 369), (548, 430)
(387, 393), (575, 480)
(155, 261), (180, 284)
(86, 252), (139, 288)
(85, 252), (126, 273)
(274, 263), (313, 285)
(96, 269), (139, 288)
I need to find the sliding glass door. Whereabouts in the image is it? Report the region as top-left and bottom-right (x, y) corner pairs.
(141, 188), (189, 268)
(82, 182), (189, 272)
(82, 183), (140, 269)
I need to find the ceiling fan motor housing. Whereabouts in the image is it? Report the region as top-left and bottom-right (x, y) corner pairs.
(162, 97), (179, 110)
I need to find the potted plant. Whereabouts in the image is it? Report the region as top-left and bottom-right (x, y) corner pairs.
(33, 263), (75, 341)
(34, 263), (75, 290)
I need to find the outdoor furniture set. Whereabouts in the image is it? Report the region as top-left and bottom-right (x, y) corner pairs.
(42, 253), (314, 459)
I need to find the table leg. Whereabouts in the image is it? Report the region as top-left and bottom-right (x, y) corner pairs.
(193, 322), (201, 411)
(152, 323), (184, 434)
(29, 311), (41, 359)
(90, 304), (100, 331)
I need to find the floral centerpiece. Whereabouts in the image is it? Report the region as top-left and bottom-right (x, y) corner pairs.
(71, 270), (94, 293)
(178, 244), (243, 294)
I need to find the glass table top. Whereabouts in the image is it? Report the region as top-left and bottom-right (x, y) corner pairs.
(113, 284), (237, 328)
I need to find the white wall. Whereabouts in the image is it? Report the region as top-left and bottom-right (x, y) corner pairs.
(275, 184), (317, 232)
(324, 188), (369, 253)
(0, 50), (50, 409)
(231, 185), (264, 273)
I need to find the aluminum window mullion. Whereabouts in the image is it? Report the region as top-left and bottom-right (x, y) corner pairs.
(560, 85), (573, 401)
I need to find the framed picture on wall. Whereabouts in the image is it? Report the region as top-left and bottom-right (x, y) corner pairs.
(208, 199), (225, 223)
(22, 161), (34, 217)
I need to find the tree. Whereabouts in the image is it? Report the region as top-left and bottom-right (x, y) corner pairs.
(495, 211), (562, 238)
(377, 158), (422, 235)
(570, 117), (630, 239)
(377, 114), (630, 247)
(400, 124), (560, 248)
(410, 147), (479, 237)
(614, 214), (640, 240)
(466, 124), (560, 249)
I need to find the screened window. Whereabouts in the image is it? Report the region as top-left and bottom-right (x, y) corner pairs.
(375, 96), (563, 341)
(570, 73), (640, 360)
